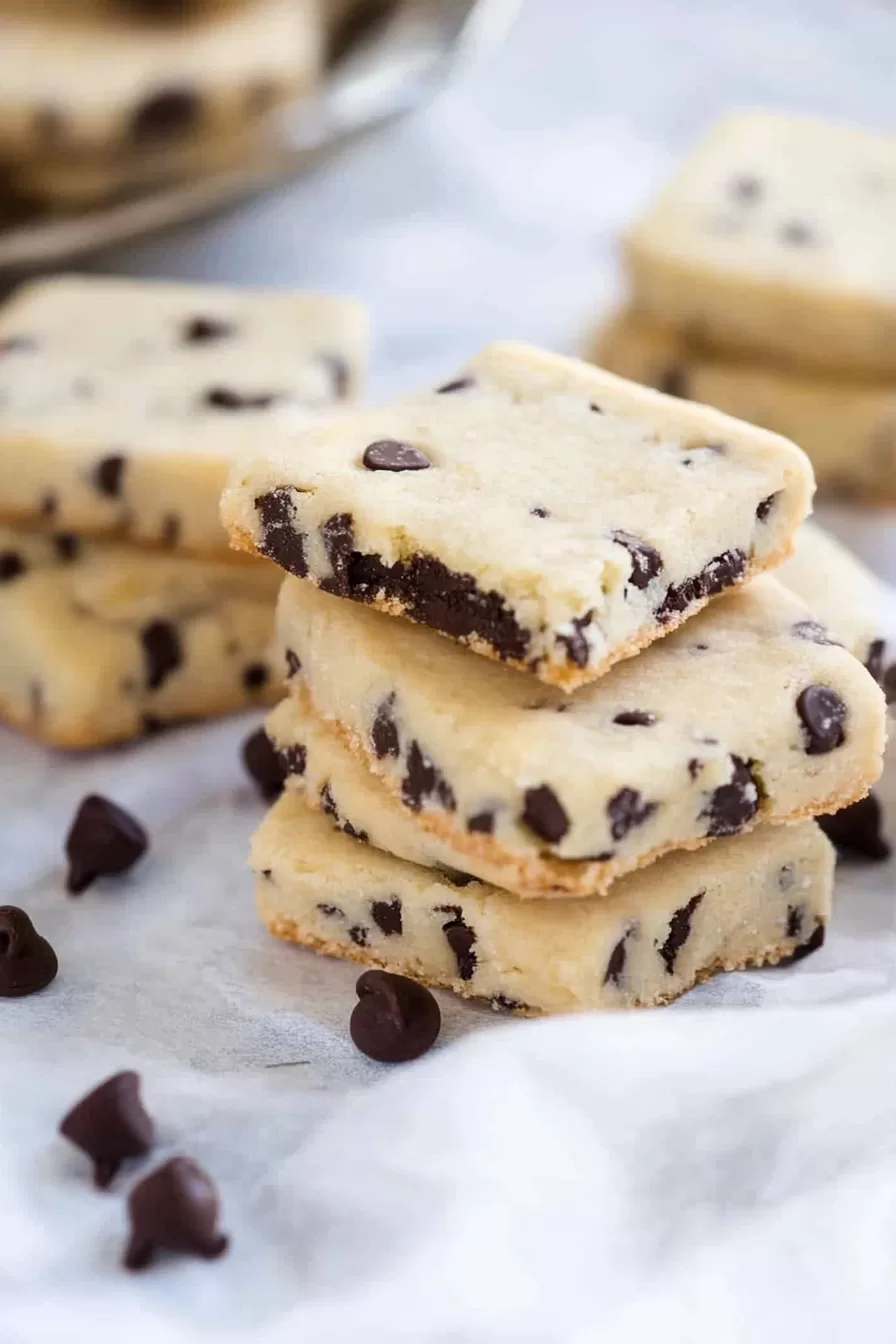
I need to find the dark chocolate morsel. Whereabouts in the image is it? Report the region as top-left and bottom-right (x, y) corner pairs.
(241, 728), (286, 801)
(531, 506), (550, 518)
(65, 795), (148, 895)
(371, 899), (403, 936)
(865, 639), (885, 683)
(141, 620), (182, 691)
(786, 903), (803, 938)
(792, 619), (838, 647)
(776, 921), (825, 967)
(362, 440), (431, 472)
(658, 891), (704, 973)
(371, 694), (400, 759)
(204, 386), (279, 411)
(658, 365), (688, 398)
(317, 903), (343, 918)
(320, 512), (355, 596)
(796, 685), (847, 754)
(441, 912), (477, 980)
(606, 787), (656, 842)
(182, 316), (235, 344)
(53, 532), (80, 562)
(350, 969), (441, 1063)
(284, 648), (302, 678)
(93, 454), (126, 498)
(611, 531), (663, 589)
(0, 906), (58, 997)
(124, 1157), (228, 1271)
(656, 548), (747, 624)
(142, 714), (164, 737)
(402, 740), (456, 812)
(256, 488), (308, 577)
(0, 550), (25, 582)
(604, 934), (628, 987)
(317, 351), (350, 399)
(817, 793), (890, 861)
(701, 755), (759, 838)
(242, 663), (269, 692)
(613, 710), (656, 726)
(436, 376), (474, 394)
(277, 743), (307, 778)
(558, 612), (593, 668)
(349, 925), (369, 947)
(438, 867), (477, 888)
(521, 785), (569, 843)
(40, 491), (58, 517)
(755, 492), (778, 522)
(131, 88), (200, 143)
(467, 810), (495, 835)
(320, 782), (339, 819)
(59, 1071), (153, 1189)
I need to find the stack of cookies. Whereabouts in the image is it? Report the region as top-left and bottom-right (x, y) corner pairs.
(0, 0), (323, 216)
(223, 341), (887, 1015)
(0, 272), (366, 748)
(594, 111), (896, 504)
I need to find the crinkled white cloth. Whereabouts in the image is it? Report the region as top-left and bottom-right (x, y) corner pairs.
(6, 0), (896, 1338)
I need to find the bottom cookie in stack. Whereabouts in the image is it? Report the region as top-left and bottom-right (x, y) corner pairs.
(251, 789), (833, 1015)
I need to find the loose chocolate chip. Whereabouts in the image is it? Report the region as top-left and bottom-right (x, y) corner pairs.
(781, 220), (814, 246)
(797, 685), (846, 754)
(65, 795), (148, 895)
(656, 548), (747, 623)
(558, 612), (593, 668)
(349, 925), (369, 947)
(59, 1071), (153, 1189)
(0, 550), (24, 581)
(350, 970), (441, 1063)
(776, 921), (825, 967)
(242, 663), (268, 692)
(442, 912), (477, 980)
(792, 619), (838, 646)
(436, 376), (474, 394)
(141, 620), (182, 691)
(241, 728), (286, 801)
(604, 934), (628, 987)
(756, 493), (778, 521)
(0, 906), (58, 997)
(284, 648), (301, 678)
(371, 899), (403, 936)
(613, 710), (656, 726)
(818, 793), (890, 861)
(53, 532), (79, 562)
(786, 904), (803, 939)
(256, 489), (308, 577)
(658, 891), (704, 974)
(161, 513), (180, 548)
(701, 755), (759, 838)
(730, 174), (762, 202)
(131, 88), (200, 143)
(611, 531), (663, 589)
(204, 386), (279, 411)
(607, 787), (656, 842)
(522, 785), (569, 843)
(93, 454), (126, 498)
(182, 316), (235, 344)
(372, 694), (400, 759)
(124, 1157), (228, 1271)
(865, 639), (886, 683)
(320, 512), (355, 596)
(658, 365), (688, 398)
(467, 810), (495, 835)
(362, 440), (431, 472)
(402, 741), (456, 812)
(317, 352), (350, 399)
(531, 506), (550, 518)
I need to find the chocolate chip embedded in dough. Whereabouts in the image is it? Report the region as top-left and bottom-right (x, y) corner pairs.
(402, 740), (456, 812)
(817, 793), (890, 861)
(603, 934), (628, 987)
(93, 454), (126, 499)
(371, 899), (403, 936)
(241, 728), (287, 801)
(701, 755), (759, 838)
(242, 663), (269, 692)
(65, 795), (148, 895)
(320, 512), (355, 596)
(730, 174), (762, 202)
(558, 612), (593, 668)
(655, 548), (747, 624)
(141, 620), (182, 691)
(606, 787), (656, 842)
(255, 488), (308, 577)
(350, 970), (441, 1063)
(785, 904), (803, 938)
(611, 531), (663, 590)
(658, 891), (705, 974)
(792, 619), (839, 647)
(53, 533), (79, 562)
(277, 743), (307, 778)
(316, 351), (350, 399)
(362, 440), (431, 472)
(131, 87), (200, 143)
(776, 921), (825, 967)
(0, 551), (24, 582)
(796, 685), (847, 755)
(755, 492), (778, 522)
(40, 491), (58, 518)
(284, 648), (302, 678)
(467, 810), (495, 835)
(204, 386), (279, 411)
(59, 1071), (153, 1190)
(436, 376), (474, 394)
(371, 694), (400, 759)
(182, 316), (235, 344)
(0, 906), (58, 998)
(521, 785), (569, 843)
(441, 912), (477, 980)
(613, 710), (656, 726)
(123, 1157), (228, 1271)
(349, 925), (369, 947)
(317, 903), (343, 918)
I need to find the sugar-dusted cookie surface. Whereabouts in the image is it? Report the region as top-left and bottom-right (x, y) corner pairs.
(275, 575), (885, 896)
(223, 340), (813, 690)
(625, 111), (896, 375)
(0, 523), (279, 747)
(253, 793), (834, 1014)
(0, 276), (366, 555)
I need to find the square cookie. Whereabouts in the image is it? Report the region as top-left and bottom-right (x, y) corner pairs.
(0, 275), (367, 555)
(223, 340), (813, 690)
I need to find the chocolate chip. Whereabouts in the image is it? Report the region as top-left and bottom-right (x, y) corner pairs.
(402, 741), (456, 812)
(0, 550), (24, 581)
(658, 365), (688, 398)
(350, 970), (441, 1063)
(131, 88), (200, 143)
(141, 620), (182, 691)
(613, 710), (656, 726)
(522, 785), (569, 843)
(372, 694), (400, 759)
(277, 743), (306, 777)
(491, 994), (526, 1012)
(781, 220), (814, 246)
(242, 663), (268, 692)
(589, 402), (603, 413)
(204, 386), (278, 411)
(730, 174), (762, 202)
(611, 531), (663, 589)
(53, 532), (79, 562)
(442, 912), (477, 980)
(142, 714), (164, 736)
(362, 440), (431, 472)
(688, 758), (703, 780)
(884, 664), (896, 706)
(467, 810), (495, 834)
(756, 492), (778, 521)
(658, 891), (704, 973)
(371, 899), (403, 936)
(93, 454), (125, 498)
(436, 376), (474, 394)
(349, 925), (369, 947)
(865, 639), (886, 683)
(818, 793), (890, 861)
(776, 921), (825, 967)
(241, 728), (286, 801)
(161, 513), (180, 548)
(341, 819), (369, 843)
(318, 352), (350, 399)
(320, 512), (355, 596)
(558, 612), (593, 668)
(797, 685), (846, 754)
(255, 488), (308, 577)
(778, 863), (796, 892)
(701, 755), (759, 837)
(59, 1071), (153, 1189)
(0, 906), (58, 997)
(285, 648), (301, 678)
(124, 1157), (228, 1271)
(0, 334), (36, 355)
(786, 904), (803, 939)
(40, 491), (57, 517)
(438, 867), (477, 888)
(792, 619), (838, 646)
(182, 316), (235, 344)
(604, 933), (628, 987)
(607, 787), (656, 841)
(320, 782), (339, 819)
(65, 795), (148, 895)
(656, 549), (746, 623)
(531, 506), (550, 518)
(317, 903), (343, 918)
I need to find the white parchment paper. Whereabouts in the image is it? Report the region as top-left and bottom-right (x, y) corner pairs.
(6, 1), (896, 1339)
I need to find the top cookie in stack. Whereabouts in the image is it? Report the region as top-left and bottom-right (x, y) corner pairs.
(598, 111), (896, 502)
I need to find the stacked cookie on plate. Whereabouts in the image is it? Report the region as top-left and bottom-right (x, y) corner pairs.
(0, 0), (322, 215)
(0, 273), (366, 747)
(223, 341), (887, 1015)
(595, 111), (896, 504)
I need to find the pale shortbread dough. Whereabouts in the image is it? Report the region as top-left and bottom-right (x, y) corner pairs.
(223, 340), (813, 690)
(252, 792), (834, 1014)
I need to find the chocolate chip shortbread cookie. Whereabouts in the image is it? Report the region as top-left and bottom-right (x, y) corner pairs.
(275, 575), (885, 897)
(253, 792), (834, 1013)
(625, 111), (896, 376)
(0, 523), (279, 747)
(223, 340), (813, 690)
(0, 276), (366, 555)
